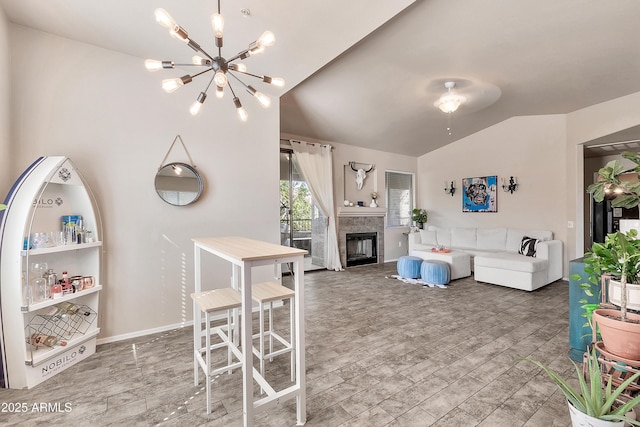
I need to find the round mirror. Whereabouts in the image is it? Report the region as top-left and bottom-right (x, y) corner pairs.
(154, 162), (203, 206)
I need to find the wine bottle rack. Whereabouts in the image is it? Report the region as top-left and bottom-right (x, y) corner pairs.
(25, 303), (97, 349)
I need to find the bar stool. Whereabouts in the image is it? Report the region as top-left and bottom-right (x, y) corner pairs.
(252, 281), (296, 384)
(191, 288), (243, 414)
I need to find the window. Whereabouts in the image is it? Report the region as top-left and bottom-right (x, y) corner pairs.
(385, 171), (413, 227)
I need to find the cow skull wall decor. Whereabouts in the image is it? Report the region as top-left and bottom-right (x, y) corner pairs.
(349, 161), (374, 190)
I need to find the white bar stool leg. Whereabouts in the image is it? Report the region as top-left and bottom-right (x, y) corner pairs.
(259, 299), (265, 394)
(268, 300), (274, 362)
(290, 295), (295, 382)
(205, 311), (212, 414)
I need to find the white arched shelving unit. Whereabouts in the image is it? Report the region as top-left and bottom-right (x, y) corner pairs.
(0, 156), (103, 389)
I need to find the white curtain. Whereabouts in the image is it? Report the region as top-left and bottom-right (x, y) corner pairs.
(291, 141), (343, 271)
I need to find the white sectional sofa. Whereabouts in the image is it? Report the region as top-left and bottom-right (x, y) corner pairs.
(408, 226), (563, 291)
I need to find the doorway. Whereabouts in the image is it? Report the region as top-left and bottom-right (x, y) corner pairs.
(280, 149), (326, 272)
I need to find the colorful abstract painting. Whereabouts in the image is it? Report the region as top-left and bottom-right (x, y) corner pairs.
(462, 176), (497, 212)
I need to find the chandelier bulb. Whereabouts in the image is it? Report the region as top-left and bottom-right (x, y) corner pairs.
(145, 59), (163, 72)
(192, 55), (209, 65)
(214, 71), (227, 88)
(253, 91), (271, 108)
(211, 13), (224, 38)
(216, 86), (224, 99)
(263, 76), (285, 88)
(189, 92), (207, 116)
(234, 97), (248, 122)
(230, 63), (247, 73)
(162, 78), (183, 93)
(257, 31), (275, 48)
(154, 8), (176, 30)
(248, 44), (265, 56)
(161, 75), (191, 93)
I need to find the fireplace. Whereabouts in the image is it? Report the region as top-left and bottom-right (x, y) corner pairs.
(346, 232), (378, 267)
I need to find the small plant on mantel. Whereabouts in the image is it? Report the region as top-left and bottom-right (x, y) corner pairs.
(411, 208), (428, 229)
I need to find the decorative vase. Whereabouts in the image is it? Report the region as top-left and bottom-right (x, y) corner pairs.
(417, 222), (424, 229)
(567, 400), (628, 427)
(592, 308), (640, 360)
(369, 199), (377, 208)
(608, 279), (640, 312)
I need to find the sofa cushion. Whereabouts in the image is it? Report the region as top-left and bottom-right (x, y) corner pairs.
(475, 252), (548, 273)
(518, 236), (539, 257)
(451, 228), (477, 249)
(506, 229), (553, 253)
(419, 230), (438, 246)
(477, 228), (507, 251)
(428, 226), (451, 247)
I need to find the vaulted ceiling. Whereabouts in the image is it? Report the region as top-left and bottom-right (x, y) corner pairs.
(281, 0), (640, 156)
(2, 0), (639, 157)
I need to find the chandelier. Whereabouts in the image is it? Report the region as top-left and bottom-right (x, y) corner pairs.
(145, 1), (284, 121)
(434, 81), (466, 113)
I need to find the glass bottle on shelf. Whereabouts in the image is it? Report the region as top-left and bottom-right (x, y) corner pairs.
(30, 278), (46, 303)
(29, 262), (48, 303)
(44, 269), (56, 300)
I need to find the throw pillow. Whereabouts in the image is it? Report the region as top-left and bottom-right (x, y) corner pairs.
(420, 230), (438, 246)
(519, 236), (539, 257)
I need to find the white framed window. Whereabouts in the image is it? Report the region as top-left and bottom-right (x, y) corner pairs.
(385, 170), (414, 228)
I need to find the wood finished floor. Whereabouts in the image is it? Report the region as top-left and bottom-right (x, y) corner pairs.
(0, 262), (573, 426)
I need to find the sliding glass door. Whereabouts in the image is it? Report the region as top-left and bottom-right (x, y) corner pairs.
(280, 149), (326, 272)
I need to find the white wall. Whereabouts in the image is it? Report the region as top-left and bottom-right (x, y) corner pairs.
(7, 25), (280, 340)
(0, 7), (10, 198)
(282, 133), (418, 261)
(417, 115), (570, 272)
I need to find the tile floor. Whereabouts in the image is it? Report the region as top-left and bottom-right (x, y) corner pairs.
(0, 262), (574, 426)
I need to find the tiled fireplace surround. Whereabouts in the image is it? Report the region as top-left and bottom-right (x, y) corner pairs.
(337, 209), (385, 268)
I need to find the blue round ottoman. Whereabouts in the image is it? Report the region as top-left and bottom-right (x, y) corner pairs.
(421, 260), (450, 285)
(397, 256), (423, 279)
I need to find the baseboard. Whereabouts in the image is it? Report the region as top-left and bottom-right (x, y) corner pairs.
(96, 301), (284, 345)
(96, 321), (193, 345)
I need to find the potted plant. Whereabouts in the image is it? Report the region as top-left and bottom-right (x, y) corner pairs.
(587, 151), (640, 211)
(585, 151), (640, 360)
(411, 208), (428, 229)
(523, 345), (640, 426)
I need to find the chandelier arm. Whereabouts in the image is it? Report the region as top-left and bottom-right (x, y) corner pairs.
(174, 63), (211, 67)
(186, 68), (214, 81)
(226, 50), (251, 64)
(191, 43), (216, 61)
(202, 73), (216, 95)
(227, 79), (238, 98)
(227, 71), (251, 91)
(232, 69), (264, 80)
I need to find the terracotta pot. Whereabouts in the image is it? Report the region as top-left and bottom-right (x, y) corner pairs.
(593, 308), (640, 360)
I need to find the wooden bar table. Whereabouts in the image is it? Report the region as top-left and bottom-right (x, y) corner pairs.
(192, 236), (307, 426)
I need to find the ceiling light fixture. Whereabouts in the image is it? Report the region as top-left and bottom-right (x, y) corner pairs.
(145, 1), (284, 121)
(435, 81), (466, 114)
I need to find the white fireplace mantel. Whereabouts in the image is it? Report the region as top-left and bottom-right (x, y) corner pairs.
(338, 207), (386, 217)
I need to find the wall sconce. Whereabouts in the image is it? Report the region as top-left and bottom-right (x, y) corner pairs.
(444, 181), (455, 196)
(502, 176), (518, 194)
